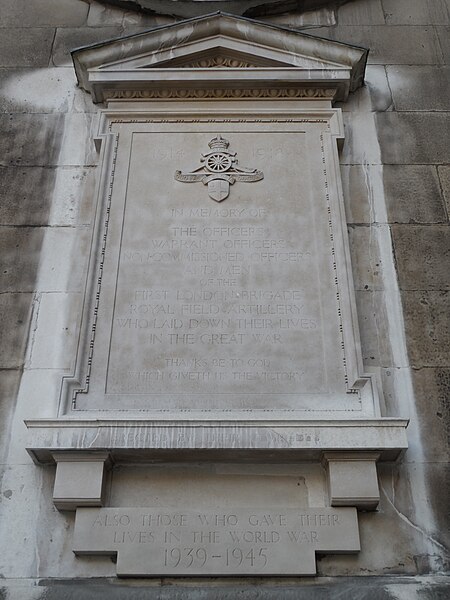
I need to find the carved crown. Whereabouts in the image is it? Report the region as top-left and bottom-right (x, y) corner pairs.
(208, 135), (230, 150)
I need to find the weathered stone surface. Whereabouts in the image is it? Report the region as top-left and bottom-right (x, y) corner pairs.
(96, 0), (349, 19)
(0, 228), (45, 292)
(355, 290), (392, 366)
(387, 66), (450, 111)
(33, 228), (89, 293)
(411, 367), (450, 462)
(53, 113), (97, 167)
(0, 0), (89, 27)
(425, 463), (450, 551)
(436, 26), (450, 64)
(0, 166), (94, 226)
(376, 113), (450, 164)
(340, 113), (381, 165)
(0, 370), (21, 464)
(0, 113), (95, 167)
(260, 7), (336, 27)
(0, 68), (94, 114)
(340, 165), (373, 224)
(382, 0), (450, 25)
(0, 463), (73, 576)
(109, 463), (313, 508)
(48, 167), (96, 227)
(383, 166), (447, 224)
(437, 166), (450, 219)
(0, 113), (64, 166)
(391, 225), (450, 290)
(0, 28), (55, 68)
(87, 1), (174, 27)
(87, 1), (139, 26)
(402, 291), (450, 367)
(28, 292), (82, 369)
(337, 0), (385, 25)
(0, 293), (34, 368)
(348, 225), (384, 290)
(0, 576), (449, 600)
(52, 26), (123, 67)
(0, 167), (53, 225)
(306, 25), (443, 65)
(379, 368), (410, 417)
(379, 462), (450, 571)
(337, 65), (393, 113)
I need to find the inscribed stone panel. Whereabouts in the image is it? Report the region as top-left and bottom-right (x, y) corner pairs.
(63, 108), (374, 418)
(74, 506), (360, 576)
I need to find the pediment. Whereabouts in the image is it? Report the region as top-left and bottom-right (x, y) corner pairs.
(139, 48), (291, 69)
(72, 12), (367, 103)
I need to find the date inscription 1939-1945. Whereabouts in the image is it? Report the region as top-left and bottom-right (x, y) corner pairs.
(74, 508), (360, 576)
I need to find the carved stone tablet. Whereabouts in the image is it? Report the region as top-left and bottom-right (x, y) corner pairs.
(74, 507), (360, 576)
(62, 111), (378, 419)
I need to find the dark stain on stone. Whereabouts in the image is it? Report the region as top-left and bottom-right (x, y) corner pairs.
(418, 585), (450, 600)
(95, 0), (349, 19)
(33, 577), (421, 600)
(0, 111), (64, 474)
(0, 167), (57, 226)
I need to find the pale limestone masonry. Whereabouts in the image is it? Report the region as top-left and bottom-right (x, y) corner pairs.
(0, 0), (449, 598)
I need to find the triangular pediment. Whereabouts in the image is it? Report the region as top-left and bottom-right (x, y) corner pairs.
(140, 48), (290, 69)
(72, 12), (367, 103)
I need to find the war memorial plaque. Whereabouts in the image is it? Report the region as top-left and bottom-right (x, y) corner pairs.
(67, 115), (372, 417)
(74, 507), (360, 576)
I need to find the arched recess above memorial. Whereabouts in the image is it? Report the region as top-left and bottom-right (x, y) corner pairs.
(96, 0), (348, 19)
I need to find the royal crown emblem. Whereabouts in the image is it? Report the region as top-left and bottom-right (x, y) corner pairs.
(174, 135), (264, 202)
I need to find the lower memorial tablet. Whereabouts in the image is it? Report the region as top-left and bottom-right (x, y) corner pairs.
(73, 507), (360, 576)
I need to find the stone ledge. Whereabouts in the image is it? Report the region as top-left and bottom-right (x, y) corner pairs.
(25, 418), (408, 464)
(1, 575), (449, 599)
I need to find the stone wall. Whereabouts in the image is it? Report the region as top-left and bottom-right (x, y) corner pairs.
(0, 0), (448, 597)
(304, 0), (450, 565)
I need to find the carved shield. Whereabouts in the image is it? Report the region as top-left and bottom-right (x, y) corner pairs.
(208, 179), (229, 202)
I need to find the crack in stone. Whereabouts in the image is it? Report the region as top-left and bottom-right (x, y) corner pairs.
(379, 479), (448, 554)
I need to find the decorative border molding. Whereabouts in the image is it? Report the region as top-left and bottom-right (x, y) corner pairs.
(320, 132), (352, 392)
(64, 134), (119, 408)
(168, 56), (262, 69)
(106, 88), (337, 101)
